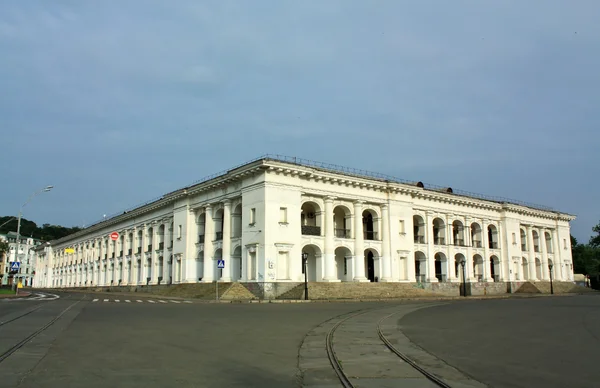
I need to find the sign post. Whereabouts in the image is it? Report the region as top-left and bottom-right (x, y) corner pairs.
(217, 260), (225, 301)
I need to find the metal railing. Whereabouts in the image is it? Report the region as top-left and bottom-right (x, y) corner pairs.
(78, 154), (558, 237)
(434, 237), (445, 245)
(472, 241), (482, 248)
(489, 242), (499, 249)
(414, 236), (425, 244)
(364, 231), (378, 240)
(301, 225), (321, 236)
(453, 239), (465, 246)
(335, 229), (351, 238)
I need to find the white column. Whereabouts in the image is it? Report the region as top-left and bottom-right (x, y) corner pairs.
(353, 201), (367, 282)
(323, 197), (338, 282)
(203, 205), (215, 282)
(445, 215), (454, 281)
(151, 225), (159, 284)
(482, 220), (492, 282)
(140, 224), (147, 284)
(540, 228), (549, 280)
(426, 212), (438, 282)
(163, 223), (170, 283)
(526, 225), (537, 281)
(552, 229), (562, 280)
(220, 201), (232, 282)
(379, 203), (392, 282)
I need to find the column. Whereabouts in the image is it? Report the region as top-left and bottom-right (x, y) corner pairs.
(379, 203), (392, 281)
(353, 201), (367, 281)
(151, 224), (159, 284)
(482, 220), (492, 282)
(540, 228), (549, 280)
(552, 229), (562, 280)
(526, 225), (537, 280)
(140, 224), (147, 284)
(163, 223), (171, 283)
(445, 215), (454, 281)
(425, 212), (437, 282)
(323, 197), (338, 282)
(220, 201), (232, 282)
(203, 205), (215, 282)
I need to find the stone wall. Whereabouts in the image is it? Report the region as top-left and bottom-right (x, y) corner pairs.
(423, 282), (461, 297)
(466, 281), (507, 296)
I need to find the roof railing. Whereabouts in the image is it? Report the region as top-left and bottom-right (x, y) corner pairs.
(83, 154), (556, 230)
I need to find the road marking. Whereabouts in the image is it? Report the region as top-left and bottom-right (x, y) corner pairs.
(92, 299), (99, 302)
(171, 301), (181, 304)
(159, 300), (167, 303)
(183, 301), (192, 303)
(125, 300), (131, 303)
(136, 300), (143, 303)
(115, 300), (120, 303)
(148, 300), (156, 303)
(103, 299), (109, 302)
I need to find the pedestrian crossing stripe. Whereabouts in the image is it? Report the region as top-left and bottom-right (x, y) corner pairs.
(90, 298), (192, 304)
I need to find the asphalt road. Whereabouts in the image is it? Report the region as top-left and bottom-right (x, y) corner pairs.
(1, 292), (598, 388)
(0, 292), (394, 388)
(399, 294), (600, 388)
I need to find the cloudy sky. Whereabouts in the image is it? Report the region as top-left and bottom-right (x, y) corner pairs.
(0, 1), (598, 242)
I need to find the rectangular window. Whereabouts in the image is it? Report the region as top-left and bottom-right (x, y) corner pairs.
(564, 239), (567, 249)
(279, 207), (288, 223)
(250, 208), (256, 225)
(177, 225), (182, 239)
(512, 233), (516, 244)
(399, 220), (405, 234)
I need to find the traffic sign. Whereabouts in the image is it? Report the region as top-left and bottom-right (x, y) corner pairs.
(217, 260), (225, 269)
(110, 232), (119, 241)
(10, 262), (20, 271)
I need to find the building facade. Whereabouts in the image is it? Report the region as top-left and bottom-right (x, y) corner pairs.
(34, 156), (575, 289)
(1, 232), (44, 286)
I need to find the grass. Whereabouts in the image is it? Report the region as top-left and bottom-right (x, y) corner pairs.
(0, 288), (16, 295)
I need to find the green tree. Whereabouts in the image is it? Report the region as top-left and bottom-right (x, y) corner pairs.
(590, 221), (600, 248)
(572, 221), (600, 276)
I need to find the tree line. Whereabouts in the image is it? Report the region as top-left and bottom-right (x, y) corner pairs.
(572, 221), (600, 279)
(0, 216), (81, 242)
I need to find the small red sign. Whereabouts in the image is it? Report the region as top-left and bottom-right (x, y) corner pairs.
(110, 232), (119, 241)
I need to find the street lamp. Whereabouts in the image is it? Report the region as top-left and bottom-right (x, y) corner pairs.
(548, 263), (554, 295)
(302, 252), (309, 300)
(12, 186), (53, 290)
(459, 258), (467, 297)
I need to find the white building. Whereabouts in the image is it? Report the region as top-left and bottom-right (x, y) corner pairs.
(1, 232), (44, 286)
(34, 156), (575, 290)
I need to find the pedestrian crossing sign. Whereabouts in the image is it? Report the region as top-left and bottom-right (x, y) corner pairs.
(10, 262), (20, 271)
(217, 260), (225, 269)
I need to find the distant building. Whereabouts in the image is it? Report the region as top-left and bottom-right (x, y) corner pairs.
(1, 232), (45, 286)
(33, 156), (575, 291)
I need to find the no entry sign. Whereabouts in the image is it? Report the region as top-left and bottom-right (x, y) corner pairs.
(110, 232), (119, 241)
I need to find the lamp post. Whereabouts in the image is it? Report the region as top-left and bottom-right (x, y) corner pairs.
(12, 186), (53, 290)
(548, 263), (554, 295)
(302, 252), (309, 300)
(460, 258), (467, 297)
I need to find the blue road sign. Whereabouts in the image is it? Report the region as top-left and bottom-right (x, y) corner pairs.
(10, 262), (20, 271)
(217, 259), (225, 269)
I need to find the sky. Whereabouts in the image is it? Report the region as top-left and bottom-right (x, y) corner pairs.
(0, 1), (598, 243)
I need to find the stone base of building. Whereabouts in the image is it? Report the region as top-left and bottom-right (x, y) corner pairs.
(54, 280), (593, 300)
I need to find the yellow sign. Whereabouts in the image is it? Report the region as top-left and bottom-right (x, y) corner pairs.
(17, 281), (23, 289)
(65, 248), (75, 254)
